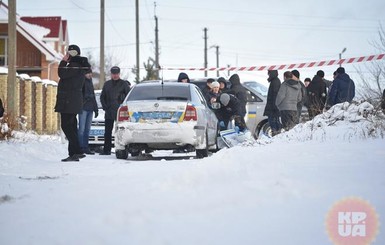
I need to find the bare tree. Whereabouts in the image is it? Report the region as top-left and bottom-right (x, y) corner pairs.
(356, 23), (385, 105)
(85, 50), (123, 89)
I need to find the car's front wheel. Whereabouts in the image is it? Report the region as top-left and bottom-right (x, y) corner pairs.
(257, 122), (272, 138)
(116, 148), (128, 159)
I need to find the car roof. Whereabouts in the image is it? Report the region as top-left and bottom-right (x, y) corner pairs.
(134, 81), (195, 88)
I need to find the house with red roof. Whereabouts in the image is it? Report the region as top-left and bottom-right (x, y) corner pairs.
(0, 2), (68, 81)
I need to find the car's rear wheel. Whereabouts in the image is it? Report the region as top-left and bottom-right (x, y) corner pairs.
(115, 148), (128, 159)
(196, 131), (209, 159)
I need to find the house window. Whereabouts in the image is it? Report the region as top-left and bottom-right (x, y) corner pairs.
(0, 37), (7, 66)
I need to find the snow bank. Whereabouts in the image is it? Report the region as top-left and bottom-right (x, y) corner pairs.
(259, 101), (385, 144)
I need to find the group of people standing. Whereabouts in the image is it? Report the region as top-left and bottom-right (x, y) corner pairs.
(264, 67), (356, 136)
(177, 72), (248, 132)
(55, 44), (130, 162)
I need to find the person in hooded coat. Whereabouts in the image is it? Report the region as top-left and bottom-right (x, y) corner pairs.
(263, 70), (281, 135)
(216, 93), (247, 131)
(55, 44), (91, 162)
(275, 71), (302, 131)
(307, 70), (327, 119)
(217, 77), (229, 93)
(228, 74), (247, 118)
(177, 72), (190, 83)
(327, 67), (355, 107)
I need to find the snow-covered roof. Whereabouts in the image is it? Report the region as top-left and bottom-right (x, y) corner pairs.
(0, 2), (63, 62)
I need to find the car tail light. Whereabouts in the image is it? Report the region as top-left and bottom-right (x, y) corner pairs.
(118, 105), (129, 121)
(183, 105), (197, 121)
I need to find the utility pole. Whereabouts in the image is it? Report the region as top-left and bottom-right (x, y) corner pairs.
(154, 2), (159, 80)
(215, 45), (219, 77)
(7, 0), (17, 118)
(203, 28), (208, 77)
(99, 0), (105, 88)
(136, 0), (140, 82)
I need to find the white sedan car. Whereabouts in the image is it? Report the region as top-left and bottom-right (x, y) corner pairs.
(114, 82), (218, 159)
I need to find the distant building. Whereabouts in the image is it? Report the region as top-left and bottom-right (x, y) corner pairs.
(0, 2), (68, 81)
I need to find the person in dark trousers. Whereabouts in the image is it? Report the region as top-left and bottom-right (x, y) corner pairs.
(55, 44), (90, 162)
(291, 69), (307, 123)
(307, 70), (328, 119)
(78, 68), (99, 155)
(228, 73), (247, 118)
(276, 71), (302, 131)
(100, 66), (130, 155)
(381, 89), (385, 112)
(177, 72), (190, 83)
(263, 70), (281, 136)
(0, 98), (4, 118)
(327, 67), (355, 107)
(216, 93), (247, 132)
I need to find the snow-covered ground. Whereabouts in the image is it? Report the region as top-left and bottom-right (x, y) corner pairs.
(1, 102), (384, 245)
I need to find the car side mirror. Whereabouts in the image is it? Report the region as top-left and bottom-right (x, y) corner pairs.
(211, 102), (221, 109)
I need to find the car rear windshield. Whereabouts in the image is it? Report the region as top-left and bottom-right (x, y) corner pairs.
(127, 85), (191, 101)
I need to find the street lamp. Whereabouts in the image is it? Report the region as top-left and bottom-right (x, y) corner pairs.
(339, 47), (347, 67)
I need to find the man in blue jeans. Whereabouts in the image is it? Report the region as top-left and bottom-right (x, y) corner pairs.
(78, 68), (98, 154)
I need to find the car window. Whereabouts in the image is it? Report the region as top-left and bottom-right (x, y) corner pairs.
(191, 86), (207, 106)
(243, 81), (268, 97)
(245, 89), (263, 102)
(127, 85), (191, 101)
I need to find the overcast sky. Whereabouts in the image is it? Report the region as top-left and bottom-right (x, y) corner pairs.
(13, 0), (385, 84)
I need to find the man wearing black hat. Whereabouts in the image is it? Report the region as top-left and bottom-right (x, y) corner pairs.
(55, 44), (91, 162)
(99, 66), (130, 155)
(291, 69), (307, 123)
(327, 67), (355, 107)
(307, 70), (328, 119)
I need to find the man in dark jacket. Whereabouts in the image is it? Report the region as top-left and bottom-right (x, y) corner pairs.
(327, 67), (355, 107)
(0, 98), (4, 118)
(276, 71), (302, 131)
(55, 44), (91, 162)
(78, 68), (99, 155)
(217, 93), (247, 132)
(100, 66), (130, 155)
(381, 89), (385, 112)
(228, 74), (247, 118)
(292, 69), (307, 123)
(263, 70), (281, 136)
(307, 70), (327, 119)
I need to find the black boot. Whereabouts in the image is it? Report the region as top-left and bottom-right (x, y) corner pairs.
(61, 155), (80, 162)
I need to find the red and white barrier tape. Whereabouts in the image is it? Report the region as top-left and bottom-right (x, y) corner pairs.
(161, 53), (385, 71)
